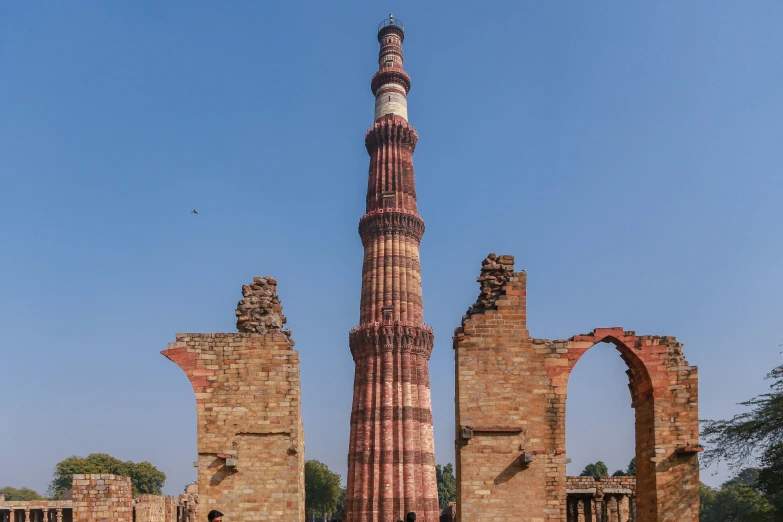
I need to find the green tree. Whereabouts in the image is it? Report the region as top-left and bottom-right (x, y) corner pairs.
(757, 444), (783, 514)
(0, 486), (46, 501)
(702, 358), (783, 519)
(49, 453), (165, 498)
(304, 460), (342, 522)
(435, 463), (456, 509)
(724, 468), (761, 489)
(579, 461), (609, 479)
(700, 483), (717, 518)
(611, 469), (627, 476)
(332, 487), (346, 521)
(626, 457), (636, 476)
(702, 361), (783, 469)
(700, 480), (774, 522)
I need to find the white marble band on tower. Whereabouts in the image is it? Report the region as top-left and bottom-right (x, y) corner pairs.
(374, 87), (408, 121)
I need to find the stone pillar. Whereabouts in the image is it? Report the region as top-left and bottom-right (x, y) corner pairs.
(619, 495), (630, 522)
(55, 510), (62, 522)
(42, 509), (48, 522)
(592, 496), (603, 522)
(609, 496), (620, 522)
(577, 499), (586, 522)
(23, 509), (29, 522)
(630, 496), (637, 522)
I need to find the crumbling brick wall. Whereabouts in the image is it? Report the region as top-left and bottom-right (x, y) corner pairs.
(72, 474), (132, 522)
(453, 255), (700, 522)
(134, 495), (166, 522)
(567, 476), (637, 522)
(163, 496), (178, 522)
(162, 277), (304, 522)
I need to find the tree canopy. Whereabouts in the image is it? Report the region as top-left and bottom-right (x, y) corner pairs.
(49, 453), (165, 498)
(700, 474), (774, 522)
(0, 486), (46, 501)
(757, 443), (783, 514)
(579, 461), (608, 479)
(701, 358), (783, 520)
(702, 361), (783, 469)
(611, 457), (636, 477)
(436, 463), (456, 509)
(304, 460), (342, 521)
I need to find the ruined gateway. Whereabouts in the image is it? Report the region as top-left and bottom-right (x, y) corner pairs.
(453, 255), (700, 522)
(158, 16), (700, 522)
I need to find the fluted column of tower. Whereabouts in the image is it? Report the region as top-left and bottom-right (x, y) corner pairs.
(346, 15), (439, 522)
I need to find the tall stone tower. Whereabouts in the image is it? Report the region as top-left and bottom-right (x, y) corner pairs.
(346, 15), (439, 522)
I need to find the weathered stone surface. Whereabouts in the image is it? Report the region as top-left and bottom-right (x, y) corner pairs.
(163, 279), (304, 522)
(453, 255), (700, 522)
(235, 277), (290, 336)
(72, 474), (132, 522)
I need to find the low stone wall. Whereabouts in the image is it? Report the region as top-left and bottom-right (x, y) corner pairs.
(134, 494), (180, 522)
(72, 474), (132, 522)
(1, 479), (186, 522)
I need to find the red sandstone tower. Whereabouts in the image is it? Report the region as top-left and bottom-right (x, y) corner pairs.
(346, 15), (439, 522)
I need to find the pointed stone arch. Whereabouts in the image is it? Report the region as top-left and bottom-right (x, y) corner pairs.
(453, 255), (700, 522)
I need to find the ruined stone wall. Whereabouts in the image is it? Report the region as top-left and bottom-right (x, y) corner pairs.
(453, 255), (700, 522)
(162, 277), (304, 522)
(163, 496), (178, 522)
(1, 501), (73, 522)
(566, 475), (637, 494)
(566, 477), (637, 522)
(72, 474), (132, 522)
(134, 495), (166, 522)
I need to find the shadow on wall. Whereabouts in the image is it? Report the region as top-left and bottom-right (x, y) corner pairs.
(208, 458), (238, 487)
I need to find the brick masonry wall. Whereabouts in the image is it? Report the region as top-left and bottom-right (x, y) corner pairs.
(72, 474), (132, 522)
(163, 496), (178, 522)
(162, 278), (304, 522)
(134, 495), (166, 522)
(566, 476), (636, 494)
(163, 333), (304, 521)
(453, 255), (700, 522)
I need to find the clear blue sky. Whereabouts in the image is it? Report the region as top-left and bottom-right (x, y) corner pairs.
(2, 1), (782, 496)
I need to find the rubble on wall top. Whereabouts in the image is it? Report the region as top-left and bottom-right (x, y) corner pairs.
(235, 276), (291, 338)
(454, 254), (518, 339)
(470, 253), (515, 312)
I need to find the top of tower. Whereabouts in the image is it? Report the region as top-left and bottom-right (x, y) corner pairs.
(378, 13), (404, 42)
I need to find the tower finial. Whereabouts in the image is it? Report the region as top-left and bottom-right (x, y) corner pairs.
(389, 12), (393, 21)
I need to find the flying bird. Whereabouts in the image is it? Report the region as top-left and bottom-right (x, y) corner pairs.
(191, 209), (198, 214)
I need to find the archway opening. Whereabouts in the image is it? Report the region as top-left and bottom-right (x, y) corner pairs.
(566, 341), (638, 521)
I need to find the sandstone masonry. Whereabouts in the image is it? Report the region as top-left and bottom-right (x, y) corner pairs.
(72, 474), (132, 522)
(346, 15), (439, 522)
(162, 277), (305, 522)
(453, 255), (700, 522)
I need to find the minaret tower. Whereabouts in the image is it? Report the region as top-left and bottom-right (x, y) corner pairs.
(347, 15), (439, 522)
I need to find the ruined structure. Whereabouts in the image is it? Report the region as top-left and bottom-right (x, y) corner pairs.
(162, 277), (305, 522)
(566, 476), (637, 522)
(346, 15), (439, 522)
(453, 255), (701, 522)
(0, 498), (73, 522)
(72, 475), (132, 522)
(0, 478), (195, 522)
